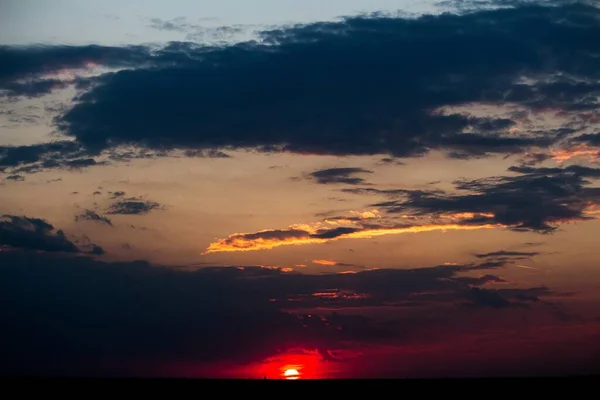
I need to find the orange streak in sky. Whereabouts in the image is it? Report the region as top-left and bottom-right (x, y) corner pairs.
(202, 223), (498, 254)
(312, 259), (338, 266)
(550, 144), (599, 163)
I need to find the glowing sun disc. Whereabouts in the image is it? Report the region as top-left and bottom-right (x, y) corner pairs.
(284, 369), (299, 378)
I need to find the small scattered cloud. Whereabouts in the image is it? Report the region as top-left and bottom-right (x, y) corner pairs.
(75, 210), (113, 226)
(474, 250), (540, 259)
(107, 197), (163, 215)
(5, 174), (24, 181)
(308, 168), (373, 185)
(109, 191), (126, 199)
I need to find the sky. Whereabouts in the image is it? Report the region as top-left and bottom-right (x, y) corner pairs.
(1, 0), (600, 379)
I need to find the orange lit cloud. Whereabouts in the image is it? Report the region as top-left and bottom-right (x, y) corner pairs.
(203, 221), (499, 254)
(550, 144), (599, 163)
(349, 209), (381, 219)
(312, 259), (338, 266)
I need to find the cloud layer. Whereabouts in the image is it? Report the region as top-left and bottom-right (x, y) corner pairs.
(0, 248), (569, 376)
(0, 1), (598, 171)
(0, 215), (103, 254)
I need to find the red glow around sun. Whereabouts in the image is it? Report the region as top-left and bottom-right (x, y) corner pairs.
(259, 349), (325, 379)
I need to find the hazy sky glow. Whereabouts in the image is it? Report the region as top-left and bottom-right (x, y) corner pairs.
(2, 0), (600, 379)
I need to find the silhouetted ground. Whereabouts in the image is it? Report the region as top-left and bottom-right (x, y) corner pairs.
(2, 375), (600, 391)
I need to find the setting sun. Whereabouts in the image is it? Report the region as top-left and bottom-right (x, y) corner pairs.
(284, 369), (300, 379)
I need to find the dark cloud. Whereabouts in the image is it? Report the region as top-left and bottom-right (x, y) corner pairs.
(571, 133), (600, 146)
(0, 250), (564, 376)
(110, 191), (126, 199)
(311, 226), (362, 239)
(341, 187), (431, 197)
(1, 79), (69, 99)
(378, 157), (405, 165)
(368, 164), (600, 233)
(28, 2), (595, 160)
(0, 215), (101, 254)
(75, 210), (113, 226)
(464, 287), (511, 308)
(183, 149), (232, 158)
(0, 141), (90, 168)
(507, 164), (600, 178)
(0, 141), (107, 174)
(474, 250), (540, 259)
(106, 197), (163, 215)
(4, 174), (25, 181)
(309, 167), (373, 185)
(517, 152), (553, 166)
(0, 44), (149, 88)
(219, 229), (310, 248)
(439, 134), (555, 160)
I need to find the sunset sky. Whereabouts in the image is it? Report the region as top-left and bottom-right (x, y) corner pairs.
(2, 0), (600, 379)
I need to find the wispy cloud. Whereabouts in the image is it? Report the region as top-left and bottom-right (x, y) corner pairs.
(203, 220), (497, 254)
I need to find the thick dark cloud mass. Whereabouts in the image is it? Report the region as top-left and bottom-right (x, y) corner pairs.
(28, 2), (594, 158)
(0, 215), (100, 253)
(0, 250), (563, 376)
(0, 2), (597, 169)
(309, 167), (373, 185)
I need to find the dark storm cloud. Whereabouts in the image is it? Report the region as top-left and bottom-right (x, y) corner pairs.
(34, 2), (597, 159)
(367, 164), (600, 233)
(0, 250), (563, 376)
(106, 197), (163, 215)
(75, 210), (113, 226)
(309, 168), (374, 185)
(0, 215), (101, 254)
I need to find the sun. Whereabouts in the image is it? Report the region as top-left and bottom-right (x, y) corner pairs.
(283, 369), (299, 379)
